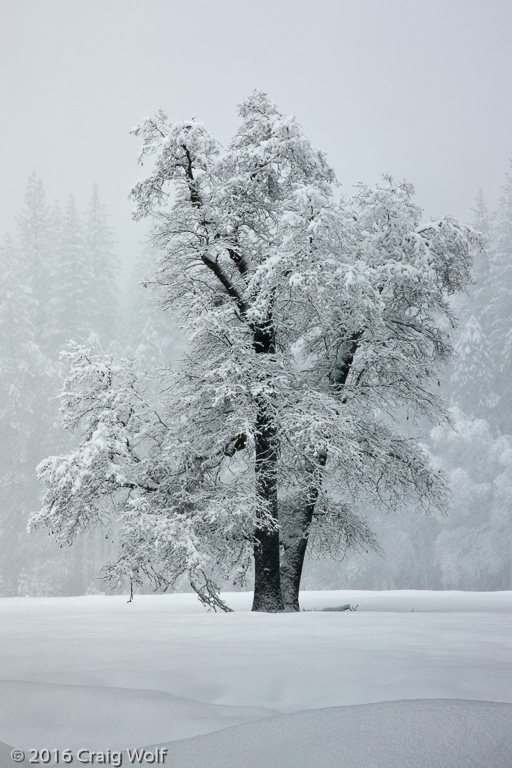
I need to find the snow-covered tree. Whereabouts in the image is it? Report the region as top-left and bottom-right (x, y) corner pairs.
(431, 409), (511, 590)
(128, 244), (186, 371)
(0, 177), (129, 597)
(17, 173), (54, 341)
(48, 195), (92, 352)
(485, 166), (512, 430)
(471, 189), (491, 290)
(84, 184), (119, 346)
(445, 190), (498, 420)
(450, 315), (498, 417)
(33, 93), (477, 611)
(0, 233), (59, 593)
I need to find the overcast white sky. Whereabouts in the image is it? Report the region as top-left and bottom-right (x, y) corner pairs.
(1, 0), (511, 269)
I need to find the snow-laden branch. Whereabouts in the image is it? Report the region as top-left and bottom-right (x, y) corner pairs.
(34, 93), (478, 611)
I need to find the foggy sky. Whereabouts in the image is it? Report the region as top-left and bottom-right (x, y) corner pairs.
(1, 0), (511, 270)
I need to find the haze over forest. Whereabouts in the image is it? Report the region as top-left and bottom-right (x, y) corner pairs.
(1, 0), (511, 598)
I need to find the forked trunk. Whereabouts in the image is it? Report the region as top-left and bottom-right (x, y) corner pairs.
(280, 336), (361, 609)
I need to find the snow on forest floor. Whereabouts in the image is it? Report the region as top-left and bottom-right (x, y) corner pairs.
(0, 590), (511, 767)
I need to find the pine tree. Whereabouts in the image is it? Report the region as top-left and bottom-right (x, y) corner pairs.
(450, 315), (498, 417)
(486, 165), (512, 430)
(472, 190), (491, 266)
(129, 244), (186, 372)
(1, 180), (129, 597)
(0, 234), (53, 593)
(48, 195), (92, 353)
(84, 184), (119, 347)
(17, 173), (53, 344)
(468, 189), (493, 329)
(432, 410), (512, 590)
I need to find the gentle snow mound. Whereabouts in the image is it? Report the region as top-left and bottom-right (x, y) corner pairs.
(149, 699), (512, 768)
(0, 680), (277, 750)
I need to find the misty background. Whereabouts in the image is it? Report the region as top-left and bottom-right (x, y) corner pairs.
(1, 0), (511, 596)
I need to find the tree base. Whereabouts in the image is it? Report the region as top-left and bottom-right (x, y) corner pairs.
(251, 589), (284, 612)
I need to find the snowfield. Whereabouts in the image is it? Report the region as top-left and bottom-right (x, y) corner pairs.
(1, 590), (511, 767)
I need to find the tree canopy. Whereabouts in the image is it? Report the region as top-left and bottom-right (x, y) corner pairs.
(33, 93), (478, 611)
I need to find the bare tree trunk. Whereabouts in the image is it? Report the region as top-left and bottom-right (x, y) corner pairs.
(280, 334), (361, 609)
(280, 454), (327, 611)
(252, 396), (283, 612)
(280, 508), (312, 611)
(251, 318), (284, 612)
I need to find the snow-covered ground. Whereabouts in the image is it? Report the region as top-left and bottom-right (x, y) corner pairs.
(1, 591), (511, 767)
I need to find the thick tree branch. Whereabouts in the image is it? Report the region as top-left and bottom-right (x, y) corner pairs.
(223, 432), (248, 457)
(227, 247), (250, 280)
(332, 330), (364, 389)
(120, 481), (159, 493)
(200, 253), (248, 316)
(182, 145), (201, 208)
(181, 147), (249, 315)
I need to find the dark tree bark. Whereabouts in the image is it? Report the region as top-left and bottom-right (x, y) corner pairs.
(182, 158), (284, 612)
(280, 454), (326, 611)
(251, 317), (284, 612)
(252, 395), (283, 612)
(280, 508), (312, 612)
(280, 332), (362, 611)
